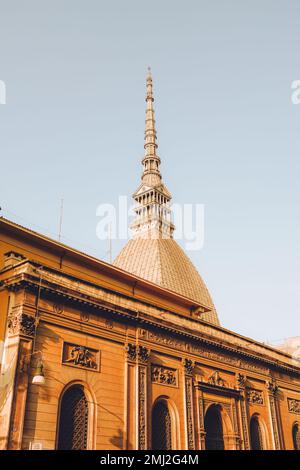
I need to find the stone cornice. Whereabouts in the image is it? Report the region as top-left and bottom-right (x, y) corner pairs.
(197, 381), (241, 399)
(1, 261), (300, 378)
(0, 217), (209, 314)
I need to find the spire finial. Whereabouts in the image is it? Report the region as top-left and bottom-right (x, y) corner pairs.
(131, 71), (175, 239)
(142, 67), (161, 185)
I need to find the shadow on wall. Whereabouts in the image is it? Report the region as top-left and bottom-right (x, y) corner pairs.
(109, 428), (123, 449)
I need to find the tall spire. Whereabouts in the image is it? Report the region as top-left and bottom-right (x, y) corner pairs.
(141, 67), (162, 187)
(131, 69), (174, 239)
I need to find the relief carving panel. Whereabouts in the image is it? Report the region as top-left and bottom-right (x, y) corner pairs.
(151, 365), (178, 387)
(288, 398), (300, 414)
(62, 342), (100, 371)
(246, 389), (264, 405)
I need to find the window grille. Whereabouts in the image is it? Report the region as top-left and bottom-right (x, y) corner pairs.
(57, 385), (88, 450)
(152, 401), (172, 450)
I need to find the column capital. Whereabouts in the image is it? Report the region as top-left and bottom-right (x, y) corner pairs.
(137, 345), (150, 364)
(7, 310), (36, 338)
(236, 373), (247, 390)
(266, 379), (279, 395)
(125, 343), (137, 362)
(183, 358), (195, 376)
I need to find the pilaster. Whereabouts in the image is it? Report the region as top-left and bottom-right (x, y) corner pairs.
(266, 379), (281, 450)
(136, 345), (150, 450)
(236, 373), (250, 450)
(183, 358), (196, 450)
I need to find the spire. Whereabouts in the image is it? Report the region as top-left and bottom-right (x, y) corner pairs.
(131, 69), (175, 239)
(141, 67), (162, 186)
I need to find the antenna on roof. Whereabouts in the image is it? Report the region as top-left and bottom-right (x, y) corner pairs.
(58, 198), (64, 242)
(108, 222), (112, 264)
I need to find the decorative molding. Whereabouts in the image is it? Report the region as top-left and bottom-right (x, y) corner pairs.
(62, 342), (99, 371)
(246, 389), (264, 405)
(197, 381), (241, 400)
(80, 311), (89, 322)
(104, 319), (113, 329)
(151, 365), (178, 387)
(53, 303), (64, 315)
(4, 265), (300, 379)
(7, 311), (36, 337)
(147, 331), (184, 350)
(288, 398), (300, 414)
(125, 343), (136, 362)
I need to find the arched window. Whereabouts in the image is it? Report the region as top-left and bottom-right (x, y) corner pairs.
(57, 384), (89, 450)
(204, 404), (225, 450)
(152, 401), (172, 450)
(292, 423), (300, 450)
(250, 416), (264, 450)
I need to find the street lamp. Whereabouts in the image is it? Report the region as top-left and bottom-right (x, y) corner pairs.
(20, 350), (45, 386)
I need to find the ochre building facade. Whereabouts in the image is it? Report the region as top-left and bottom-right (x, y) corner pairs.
(0, 72), (300, 450)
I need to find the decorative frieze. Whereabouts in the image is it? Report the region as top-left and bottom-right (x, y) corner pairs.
(288, 398), (300, 414)
(147, 331), (184, 350)
(7, 311), (36, 337)
(62, 342), (99, 371)
(145, 330), (268, 374)
(246, 389), (264, 405)
(151, 365), (178, 387)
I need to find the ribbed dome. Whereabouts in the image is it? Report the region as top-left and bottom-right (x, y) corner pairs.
(114, 238), (220, 326)
(114, 71), (220, 326)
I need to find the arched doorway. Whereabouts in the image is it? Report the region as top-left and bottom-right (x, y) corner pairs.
(57, 384), (89, 450)
(250, 415), (264, 450)
(204, 404), (225, 450)
(152, 400), (172, 450)
(292, 423), (300, 450)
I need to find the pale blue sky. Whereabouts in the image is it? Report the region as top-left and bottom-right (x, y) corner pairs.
(0, 1), (299, 342)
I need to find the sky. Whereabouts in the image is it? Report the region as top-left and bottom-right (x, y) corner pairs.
(0, 1), (299, 343)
